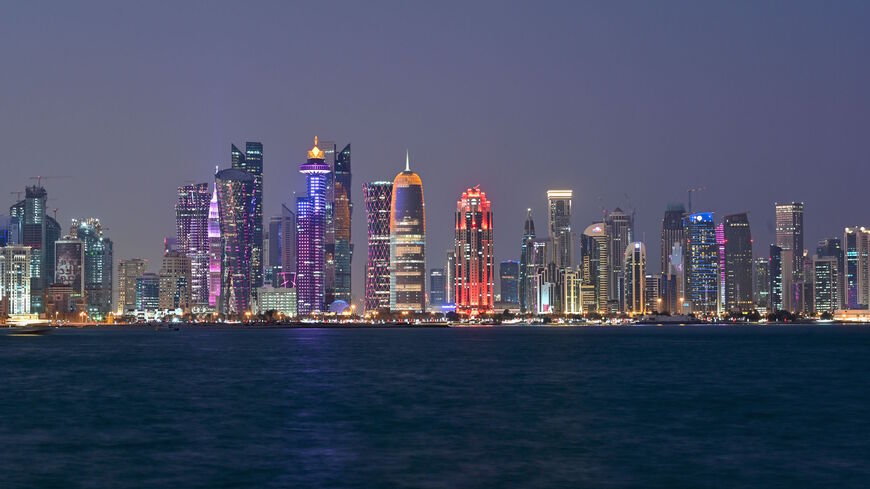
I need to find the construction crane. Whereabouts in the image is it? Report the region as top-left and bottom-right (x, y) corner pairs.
(687, 186), (706, 214)
(29, 175), (73, 187)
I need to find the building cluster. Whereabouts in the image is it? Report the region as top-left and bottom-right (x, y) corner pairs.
(1, 142), (867, 324)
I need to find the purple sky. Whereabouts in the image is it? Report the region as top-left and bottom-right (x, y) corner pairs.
(2, 1), (869, 306)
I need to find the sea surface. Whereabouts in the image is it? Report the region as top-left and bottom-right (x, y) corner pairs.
(1, 325), (869, 488)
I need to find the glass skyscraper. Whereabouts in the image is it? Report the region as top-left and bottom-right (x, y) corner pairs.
(296, 138), (330, 315)
(723, 213), (753, 312)
(581, 222), (608, 313)
(231, 142), (264, 291)
(499, 260), (519, 305)
(775, 202), (804, 310)
(623, 242), (646, 314)
(686, 212), (718, 314)
(176, 183), (211, 306)
(519, 209), (536, 312)
(215, 168), (256, 315)
(333, 143), (353, 304)
(547, 190), (574, 269)
(9, 185), (61, 312)
(390, 152), (426, 312)
(208, 183), (221, 309)
(606, 208), (633, 310)
(429, 268), (446, 308)
(71, 218), (113, 318)
(363, 181), (392, 312)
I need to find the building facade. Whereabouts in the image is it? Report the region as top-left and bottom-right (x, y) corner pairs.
(686, 212), (718, 314)
(215, 168), (256, 315)
(547, 190), (574, 269)
(429, 268), (446, 309)
(389, 153), (426, 312)
(0, 246), (31, 314)
(723, 213), (753, 312)
(158, 250), (192, 311)
(624, 242), (646, 314)
(296, 138), (330, 315)
(454, 186), (494, 316)
(499, 260), (519, 305)
(176, 183), (211, 306)
(118, 258), (147, 313)
(363, 181), (393, 311)
(231, 142), (264, 291)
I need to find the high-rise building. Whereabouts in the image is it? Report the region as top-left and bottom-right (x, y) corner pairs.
(215, 168), (256, 315)
(816, 237), (844, 309)
(454, 186), (494, 316)
(296, 138), (330, 315)
(686, 212), (718, 314)
(752, 257), (770, 310)
(624, 242), (646, 314)
(715, 223), (726, 312)
(547, 190), (574, 269)
(581, 222), (608, 313)
(280, 204), (296, 280)
(769, 245), (784, 312)
(9, 185), (61, 312)
(136, 273), (160, 311)
(644, 274), (662, 313)
(231, 142), (264, 291)
(158, 250), (191, 310)
(723, 213), (753, 312)
(118, 258), (147, 313)
(429, 268), (446, 308)
(71, 218), (113, 318)
(446, 251), (456, 306)
(54, 238), (84, 294)
(606, 208), (633, 310)
(0, 245), (31, 314)
(499, 260), (520, 305)
(0, 215), (20, 247)
(264, 215), (282, 286)
(207, 183), (221, 308)
(333, 143), (353, 304)
(775, 202), (804, 310)
(843, 227), (870, 309)
(390, 152), (426, 312)
(661, 204), (686, 275)
(363, 181), (392, 312)
(519, 209), (536, 312)
(176, 183), (210, 306)
(560, 267), (582, 314)
(813, 256), (839, 314)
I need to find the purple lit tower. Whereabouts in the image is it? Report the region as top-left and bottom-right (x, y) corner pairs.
(215, 168), (256, 315)
(296, 137), (330, 315)
(176, 183), (211, 306)
(716, 222), (726, 312)
(208, 180), (221, 308)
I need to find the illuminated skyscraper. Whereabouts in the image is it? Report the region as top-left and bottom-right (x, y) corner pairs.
(71, 218), (113, 318)
(660, 204), (686, 275)
(547, 190), (574, 269)
(499, 260), (519, 305)
(207, 183), (221, 308)
(265, 215), (283, 286)
(816, 237), (844, 308)
(136, 273), (160, 311)
(843, 227), (870, 309)
(55, 239), (84, 294)
(0, 245), (31, 314)
(623, 242), (646, 314)
(813, 256), (839, 314)
(390, 152), (426, 312)
(118, 258), (147, 313)
(176, 183), (210, 306)
(519, 209), (536, 312)
(454, 186), (494, 316)
(723, 213), (753, 312)
(318, 140), (338, 306)
(231, 142), (264, 291)
(429, 268), (446, 308)
(753, 257), (770, 310)
(581, 222), (608, 312)
(769, 245), (783, 312)
(363, 181), (392, 311)
(333, 143), (353, 304)
(775, 202), (804, 311)
(686, 212), (718, 314)
(446, 250), (456, 306)
(606, 208), (633, 310)
(215, 168), (256, 315)
(158, 250), (191, 310)
(296, 138), (330, 315)
(715, 223), (726, 312)
(9, 185), (60, 312)
(279, 204), (296, 287)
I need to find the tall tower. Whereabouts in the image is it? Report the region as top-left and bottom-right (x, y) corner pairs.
(118, 258), (147, 313)
(547, 190), (574, 269)
(606, 208), (633, 309)
(499, 260), (520, 305)
(519, 209), (536, 312)
(9, 185), (60, 312)
(279, 204), (296, 286)
(71, 218), (113, 318)
(176, 183), (211, 306)
(581, 223), (608, 313)
(454, 186), (494, 316)
(231, 142), (264, 291)
(333, 143), (353, 304)
(296, 137), (330, 315)
(363, 181), (393, 311)
(661, 204), (686, 275)
(686, 212), (718, 315)
(623, 242), (646, 314)
(215, 168), (256, 315)
(0, 246), (32, 314)
(769, 245), (784, 311)
(207, 183), (221, 308)
(723, 213), (753, 312)
(775, 202), (804, 310)
(813, 256), (839, 314)
(390, 152), (426, 312)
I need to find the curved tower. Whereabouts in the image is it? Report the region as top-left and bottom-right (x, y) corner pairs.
(215, 168), (255, 315)
(390, 152), (426, 312)
(454, 186), (494, 316)
(207, 181), (221, 308)
(519, 209), (536, 312)
(296, 137), (331, 315)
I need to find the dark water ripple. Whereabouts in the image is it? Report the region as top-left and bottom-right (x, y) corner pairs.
(1, 326), (869, 488)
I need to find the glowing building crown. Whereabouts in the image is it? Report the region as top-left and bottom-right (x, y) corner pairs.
(307, 136), (324, 160)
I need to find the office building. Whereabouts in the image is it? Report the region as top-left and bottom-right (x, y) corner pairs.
(296, 138), (330, 315)
(519, 209), (536, 312)
(55, 238), (84, 294)
(581, 222), (608, 313)
(661, 204), (686, 275)
(753, 257), (769, 310)
(775, 202), (804, 310)
(207, 183), (221, 308)
(215, 168), (256, 315)
(499, 260), (519, 305)
(71, 218), (113, 318)
(686, 212), (718, 314)
(454, 186), (494, 316)
(769, 245), (784, 312)
(158, 250), (191, 310)
(9, 185), (61, 312)
(390, 152), (426, 312)
(0, 245), (31, 314)
(813, 256), (839, 314)
(624, 242), (646, 315)
(333, 143), (353, 304)
(606, 208), (633, 309)
(135, 273), (160, 311)
(723, 213), (753, 312)
(547, 190), (574, 269)
(231, 142), (264, 290)
(255, 286), (297, 317)
(118, 258), (147, 313)
(430, 268), (446, 308)
(176, 183), (211, 306)
(363, 181), (393, 311)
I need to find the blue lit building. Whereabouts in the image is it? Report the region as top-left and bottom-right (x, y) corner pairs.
(296, 137), (330, 315)
(686, 212), (718, 314)
(500, 260), (520, 305)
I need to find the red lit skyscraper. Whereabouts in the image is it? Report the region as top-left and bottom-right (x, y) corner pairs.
(454, 186), (494, 316)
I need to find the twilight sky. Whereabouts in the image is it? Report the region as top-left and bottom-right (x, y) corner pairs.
(2, 1), (869, 306)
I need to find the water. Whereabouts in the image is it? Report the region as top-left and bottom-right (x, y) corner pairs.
(1, 326), (868, 488)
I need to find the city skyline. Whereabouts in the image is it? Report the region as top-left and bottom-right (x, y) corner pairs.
(2, 3), (870, 308)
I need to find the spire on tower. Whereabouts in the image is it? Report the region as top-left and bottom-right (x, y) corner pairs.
(405, 150), (410, 172)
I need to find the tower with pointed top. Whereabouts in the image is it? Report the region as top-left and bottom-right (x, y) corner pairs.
(296, 137), (331, 315)
(208, 181), (221, 308)
(519, 209), (536, 312)
(390, 152), (426, 312)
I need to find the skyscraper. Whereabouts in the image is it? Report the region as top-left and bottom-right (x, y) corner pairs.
(296, 138), (330, 315)
(519, 209), (536, 312)
(769, 245), (783, 312)
(499, 260), (520, 305)
(333, 143), (353, 304)
(71, 218), (113, 318)
(390, 152), (426, 312)
(446, 250), (456, 306)
(215, 168), (256, 315)
(363, 181), (392, 311)
(454, 186), (494, 316)
(207, 183), (221, 308)
(118, 258), (147, 313)
(55, 238), (84, 294)
(9, 185), (60, 312)
(318, 140), (338, 306)
(0, 245), (31, 314)
(843, 227), (870, 309)
(606, 208), (633, 310)
(813, 256), (839, 314)
(280, 204), (296, 286)
(661, 204), (686, 275)
(159, 250), (191, 310)
(231, 142), (264, 291)
(715, 223), (726, 312)
(723, 212), (753, 312)
(753, 257), (770, 310)
(429, 268), (446, 308)
(775, 202), (804, 311)
(176, 183), (210, 306)
(686, 212), (718, 314)
(624, 242), (646, 315)
(816, 237), (844, 309)
(136, 273), (160, 311)
(547, 190), (574, 269)
(581, 222), (608, 313)
(266, 215), (283, 286)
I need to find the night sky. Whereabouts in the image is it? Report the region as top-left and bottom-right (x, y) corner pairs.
(2, 1), (869, 306)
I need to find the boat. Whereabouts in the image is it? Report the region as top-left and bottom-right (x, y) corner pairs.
(4, 326), (51, 335)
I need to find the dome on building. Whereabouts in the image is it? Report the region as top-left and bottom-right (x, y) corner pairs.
(329, 300), (351, 314)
